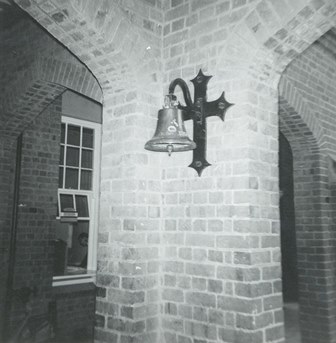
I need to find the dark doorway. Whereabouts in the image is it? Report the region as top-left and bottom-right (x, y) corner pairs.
(279, 132), (301, 343)
(279, 132), (298, 302)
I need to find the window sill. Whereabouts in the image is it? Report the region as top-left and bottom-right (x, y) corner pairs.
(52, 280), (96, 295)
(52, 271), (96, 287)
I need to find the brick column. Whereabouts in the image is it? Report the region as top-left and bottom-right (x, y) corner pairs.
(160, 74), (284, 343)
(95, 86), (163, 343)
(292, 149), (336, 343)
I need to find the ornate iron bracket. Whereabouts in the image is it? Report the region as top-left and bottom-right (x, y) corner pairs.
(169, 69), (233, 176)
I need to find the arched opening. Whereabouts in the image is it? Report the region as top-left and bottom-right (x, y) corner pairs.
(279, 27), (336, 343)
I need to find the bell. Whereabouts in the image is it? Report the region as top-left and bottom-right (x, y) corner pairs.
(145, 96), (196, 156)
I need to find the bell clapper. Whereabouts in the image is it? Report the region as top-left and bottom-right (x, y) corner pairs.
(167, 144), (173, 156)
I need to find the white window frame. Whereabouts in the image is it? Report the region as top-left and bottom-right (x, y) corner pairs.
(53, 116), (101, 287)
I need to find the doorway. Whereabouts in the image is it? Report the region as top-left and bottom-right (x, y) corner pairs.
(279, 132), (301, 343)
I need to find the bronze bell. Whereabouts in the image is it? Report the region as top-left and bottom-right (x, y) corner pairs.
(145, 95), (196, 156)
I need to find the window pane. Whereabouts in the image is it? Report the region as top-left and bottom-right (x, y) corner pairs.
(67, 125), (81, 146)
(58, 167), (64, 188)
(54, 221), (89, 275)
(81, 149), (93, 168)
(65, 168), (79, 189)
(66, 147), (80, 167)
(80, 170), (92, 190)
(68, 221), (89, 268)
(60, 194), (74, 212)
(61, 123), (65, 143)
(75, 195), (89, 217)
(59, 146), (64, 165)
(82, 128), (94, 148)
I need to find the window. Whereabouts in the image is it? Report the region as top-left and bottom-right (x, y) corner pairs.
(53, 116), (101, 285)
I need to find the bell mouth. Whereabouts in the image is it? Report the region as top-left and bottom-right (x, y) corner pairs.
(145, 141), (196, 153)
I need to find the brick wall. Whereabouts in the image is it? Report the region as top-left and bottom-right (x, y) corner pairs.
(1, 94), (98, 341)
(293, 150), (333, 343)
(8, 98), (61, 331)
(54, 284), (96, 342)
(0, 97), (62, 339)
(0, 137), (16, 334)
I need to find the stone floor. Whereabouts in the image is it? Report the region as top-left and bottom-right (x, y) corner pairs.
(284, 302), (301, 343)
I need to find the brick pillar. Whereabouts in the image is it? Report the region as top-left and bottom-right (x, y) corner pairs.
(95, 87), (163, 343)
(160, 75), (284, 343)
(292, 149), (336, 343)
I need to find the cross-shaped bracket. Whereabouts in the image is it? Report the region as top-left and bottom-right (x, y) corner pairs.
(169, 69), (233, 176)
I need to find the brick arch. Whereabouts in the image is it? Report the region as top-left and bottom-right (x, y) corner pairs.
(13, 0), (162, 96)
(279, 95), (321, 154)
(1, 55), (102, 137)
(278, 79), (326, 151)
(38, 56), (102, 102)
(1, 80), (65, 137)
